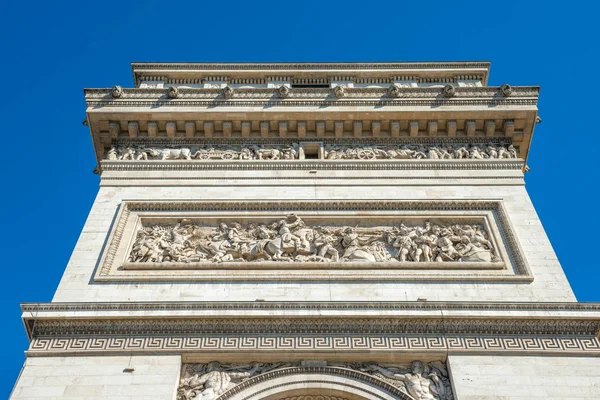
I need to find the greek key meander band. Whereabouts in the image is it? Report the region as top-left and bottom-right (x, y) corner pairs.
(28, 335), (600, 355)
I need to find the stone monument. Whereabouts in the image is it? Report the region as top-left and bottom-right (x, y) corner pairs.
(10, 62), (600, 399)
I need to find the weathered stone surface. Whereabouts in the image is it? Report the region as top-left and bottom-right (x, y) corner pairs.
(11, 62), (592, 400)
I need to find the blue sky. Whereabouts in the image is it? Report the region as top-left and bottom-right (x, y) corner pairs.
(1, 0), (599, 397)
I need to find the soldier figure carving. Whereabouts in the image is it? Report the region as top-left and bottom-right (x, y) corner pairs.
(128, 216), (498, 264)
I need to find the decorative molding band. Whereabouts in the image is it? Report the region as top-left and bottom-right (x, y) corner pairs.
(111, 138), (515, 146)
(87, 98), (538, 108)
(131, 61), (491, 71)
(27, 334), (600, 357)
(85, 86), (538, 99)
(100, 160), (524, 172)
(99, 176), (523, 181)
(21, 301), (600, 313)
(122, 199), (504, 211)
(29, 318), (600, 337)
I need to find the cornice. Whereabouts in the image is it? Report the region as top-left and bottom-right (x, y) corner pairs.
(131, 61), (491, 86)
(85, 86), (538, 108)
(21, 301), (600, 342)
(22, 302), (600, 356)
(21, 301), (600, 357)
(27, 317), (600, 337)
(21, 301), (600, 313)
(131, 61), (491, 71)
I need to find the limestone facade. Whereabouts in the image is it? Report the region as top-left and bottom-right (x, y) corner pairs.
(10, 62), (600, 399)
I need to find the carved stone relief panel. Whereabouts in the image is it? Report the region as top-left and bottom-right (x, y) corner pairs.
(94, 201), (530, 282)
(127, 215), (499, 265)
(104, 142), (518, 161)
(107, 144), (300, 161)
(177, 361), (454, 400)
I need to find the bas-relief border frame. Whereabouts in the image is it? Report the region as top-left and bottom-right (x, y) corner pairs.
(93, 199), (532, 282)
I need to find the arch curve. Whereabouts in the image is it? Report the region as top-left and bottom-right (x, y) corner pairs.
(215, 367), (412, 400)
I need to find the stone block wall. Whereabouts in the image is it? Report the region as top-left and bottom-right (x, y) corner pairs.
(50, 169), (575, 303)
(449, 355), (600, 399)
(10, 355), (180, 400)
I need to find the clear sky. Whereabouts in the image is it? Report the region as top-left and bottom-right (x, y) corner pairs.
(1, 0), (599, 397)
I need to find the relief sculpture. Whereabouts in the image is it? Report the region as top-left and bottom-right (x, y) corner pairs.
(128, 214), (498, 264)
(107, 144), (299, 161)
(105, 143), (517, 161)
(324, 143), (517, 160)
(177, 361), (453, 400)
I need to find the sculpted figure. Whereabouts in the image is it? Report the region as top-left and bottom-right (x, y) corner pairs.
(107, 147), (118, 160)
(277, 85), (290, 98)
(226, 222), (244, 251)
(433, 228), (461, 262)
(413, 223), (435, 262)
(413, 145), (428, 159)
(107, 143), (516, 162)
(340, 227), (378, 262)
(333, 85), (345, 98)
(486, 145), (498, 159)
(456, 235), (492, 262)
(239, 147), (253, 160)
(315, 234), (339, 262)
(111, 85), (123, 98)
(453, 145), (470, 159)
(277, 215), (304, 250)
(222, 86), (234, 99)
(469, 146), (484, 159)
(431, 146), (452, 159)
(388, 83), (401, 97)
(121, 147), (136, 160)
(454, 224), (494, 251)
(282, 144), (299, 160)
(325, 148), (343, 159)
(428, 147), (441, 159)
(135, 149), (150, 160)
(178, 362), (261, 400)
(129, 217), (496, 265)
(368, 361), (436, 400)
(389, 225), (416, 261)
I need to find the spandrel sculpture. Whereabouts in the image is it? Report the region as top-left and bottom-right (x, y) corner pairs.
(128, 214), (498, 264)
(177, 361), (453, 400)
(178, 362), (291, 400)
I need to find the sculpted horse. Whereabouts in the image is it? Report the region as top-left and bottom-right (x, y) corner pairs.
(239, 238), (294, 261)
(342, 248), (376, 262)
(252, 146), (281, 160)
(240, 228), (315, 261)
(145, 148), (197, 160)
(197, 240), (234, 262)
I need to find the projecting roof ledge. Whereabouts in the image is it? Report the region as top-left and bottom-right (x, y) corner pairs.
(131, 61), (491, 87)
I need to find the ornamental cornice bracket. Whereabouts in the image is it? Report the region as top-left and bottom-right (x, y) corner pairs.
(223, 86), (234, 99)
(111, 85), (123, 98)
(168, 86), (179, 98)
